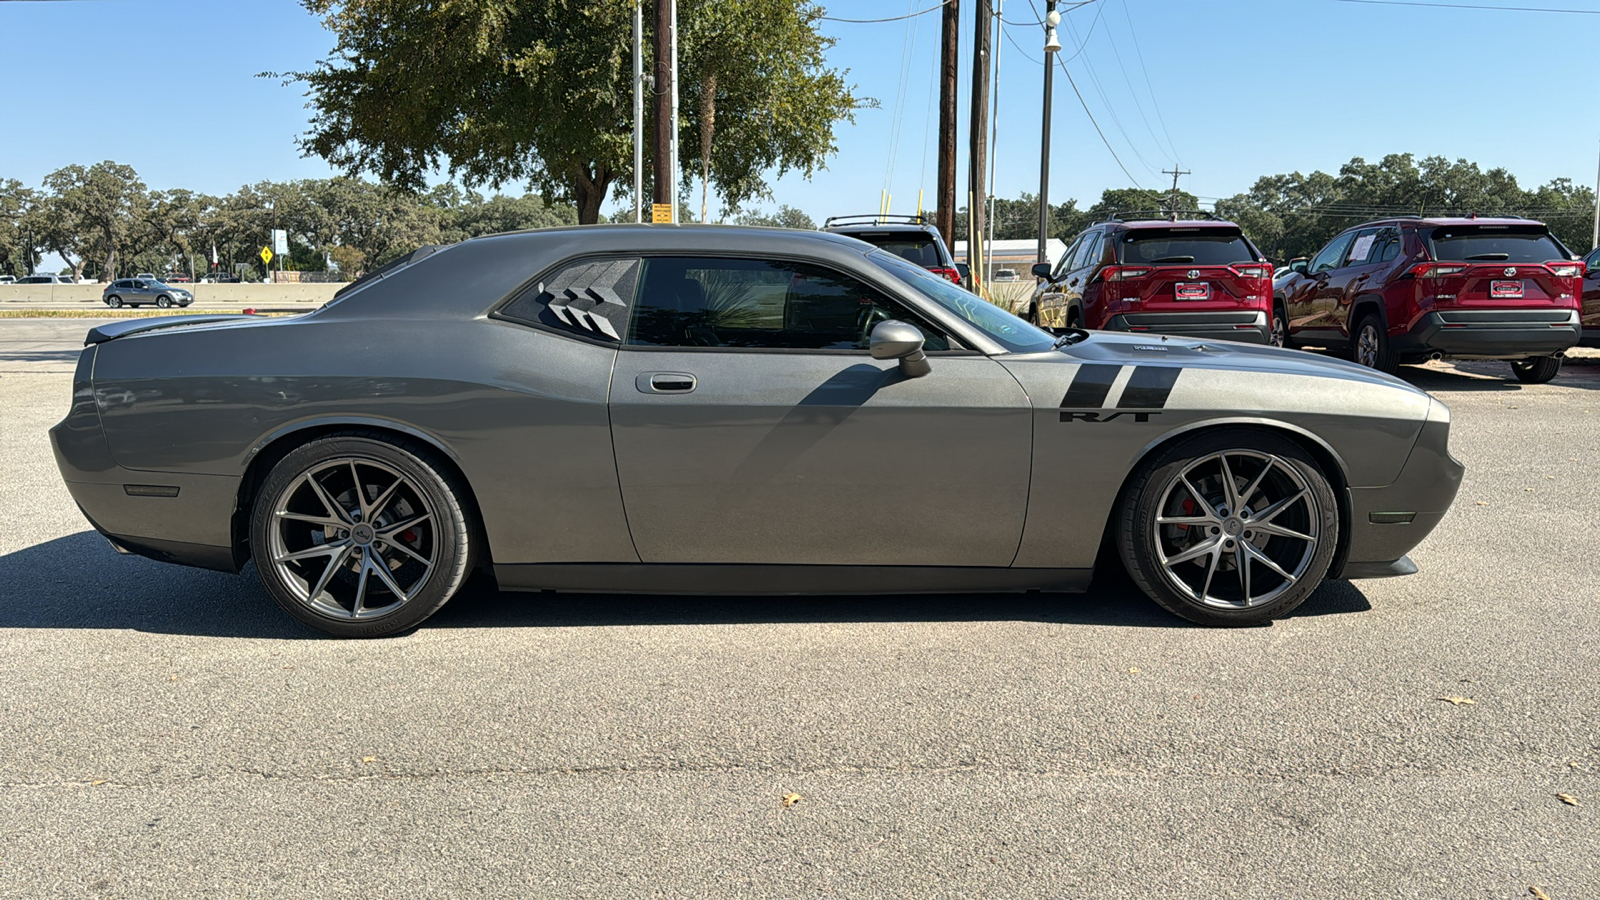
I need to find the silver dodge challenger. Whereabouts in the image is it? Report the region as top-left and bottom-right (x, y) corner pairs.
(51, 226), (1464, 636)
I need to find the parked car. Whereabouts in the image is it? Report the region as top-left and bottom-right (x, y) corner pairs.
(992, 268), (1019, 282)
(1026, 214), (1274, 344)
(822, 214), (964, 286)
(163, 273), (193, 283)
(51, 225), (1462, 636)
(14, 274), (76, 285)
(199, 271), (241, 284)
(1582, 246), (1600, 347)
(1274, 217), (1583, 382)
(102, 278), (194, 309)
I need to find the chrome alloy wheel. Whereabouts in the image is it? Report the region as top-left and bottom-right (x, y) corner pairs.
(1356, 323), (1380, 369)
(267, 457), (438, 620)
(1152, 450), (1320, 609)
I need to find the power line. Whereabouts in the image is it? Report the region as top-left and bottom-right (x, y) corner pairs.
(1055, 0), (1162, 176)
(819, 0), (953, 24)
(1116, 0), (1180, 165)
(1332, 0), (1600, 13)
(1098, 0), (1174, 168)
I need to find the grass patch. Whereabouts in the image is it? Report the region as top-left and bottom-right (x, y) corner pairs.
(0, 309), (298, 319)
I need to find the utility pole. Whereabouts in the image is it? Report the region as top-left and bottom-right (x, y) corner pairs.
(1037, 2), (1060, 268)
(969, 0), (991, 295)
(669, 0), (680, 222)
(1591, 140), (1599, 251)
(633, 0), (643, 223)
(936, 0), (959, 250)
(1162, 167), (1190, 218)
(652, 0), (675, 221)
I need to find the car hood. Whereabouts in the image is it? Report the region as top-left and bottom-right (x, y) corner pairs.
(1016, 330), (1426, 395)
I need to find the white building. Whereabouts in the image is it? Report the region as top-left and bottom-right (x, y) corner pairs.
(953, 238), (1068, 276)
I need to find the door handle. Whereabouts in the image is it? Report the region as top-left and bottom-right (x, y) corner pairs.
(636, 372), (697, 394)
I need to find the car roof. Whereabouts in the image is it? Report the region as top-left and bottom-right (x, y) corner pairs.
(1104, 218), (1242, 230)
(1350, 216), (1547, 229)
(823, 222), (940, 236)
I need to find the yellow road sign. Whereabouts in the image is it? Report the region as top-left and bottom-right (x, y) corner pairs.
(259, 246), (274, 265)
(651, 203), (674, 224)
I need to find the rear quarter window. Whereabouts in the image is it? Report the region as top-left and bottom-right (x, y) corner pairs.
(1117, 229), (1258, 265)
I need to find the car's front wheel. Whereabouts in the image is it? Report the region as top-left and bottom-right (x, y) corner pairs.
(1271, 302), (1287, 347)
(1509, 357), (1561, 384)
(249, 433), (476, 637)
(1116, 429), (1339, 626)
(156, 295), (173, 309)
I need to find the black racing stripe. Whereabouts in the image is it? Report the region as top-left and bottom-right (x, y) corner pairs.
(1059, 364), (1122, 409)
(1119, 366), (1181, 409)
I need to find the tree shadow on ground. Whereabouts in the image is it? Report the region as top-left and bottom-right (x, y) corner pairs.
(0, 531), (1371, 639)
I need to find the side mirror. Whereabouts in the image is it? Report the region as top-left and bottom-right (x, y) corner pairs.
(1030, 262), (1053, 280)
(954, 262), (970, 286)
(869, 320), (931, 378)
(1289, 258), (1309, 274)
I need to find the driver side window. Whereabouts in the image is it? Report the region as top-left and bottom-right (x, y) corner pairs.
(1309, 232), (1357, 274)
(626, 257), (949, 351)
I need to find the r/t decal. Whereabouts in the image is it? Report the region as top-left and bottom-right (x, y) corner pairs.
(1058, 364), (1180, 423)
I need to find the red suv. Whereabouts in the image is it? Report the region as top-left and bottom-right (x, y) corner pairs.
(1275, 217), (1584, 383)
(1026, 215), (1273, 344)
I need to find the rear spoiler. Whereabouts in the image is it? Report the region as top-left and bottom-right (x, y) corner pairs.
(85, 314), (258, 345)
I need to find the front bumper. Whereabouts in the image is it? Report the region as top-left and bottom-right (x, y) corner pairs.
(1392, 309), (1580, 360)
(1106, 310), (1271, 345)
(1337, 403), (1464, 578)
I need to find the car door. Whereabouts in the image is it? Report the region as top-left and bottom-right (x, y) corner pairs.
(1062, 230), (1104, 325)
(608, 254), (1033, 567)
(1294, 230), (1358, 342)
(1332, 227), (1389, 336)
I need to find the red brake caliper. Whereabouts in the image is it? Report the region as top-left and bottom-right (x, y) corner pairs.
(1175, 498), (1196, 531)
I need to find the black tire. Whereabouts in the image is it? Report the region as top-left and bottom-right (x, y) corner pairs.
(249, 432), (475, 637)
(1351, 312), (1396, 374)
(1509, 357), (1561, 384)
(106, 295), (122, 308)
(157, 295), (172, 309)
(1116, 429), (1340, 627)
(1271, 301), (1288, 348)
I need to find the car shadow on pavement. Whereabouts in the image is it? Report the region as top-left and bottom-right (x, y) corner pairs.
(1398, 358), (1600, 393)
(0, 531), (1371, 638)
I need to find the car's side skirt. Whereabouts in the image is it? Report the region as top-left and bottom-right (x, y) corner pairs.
(493, 564), (1092, 595)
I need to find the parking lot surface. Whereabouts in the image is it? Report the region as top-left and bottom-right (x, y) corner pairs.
(2, 320), (1596, 897)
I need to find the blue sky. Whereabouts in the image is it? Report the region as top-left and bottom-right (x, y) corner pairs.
(3, 0), (1598, 222)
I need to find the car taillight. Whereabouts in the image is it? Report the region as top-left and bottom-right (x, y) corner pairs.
(928, 267), (962, 284)
(1100, 266), (1151, 282)
(1545, 261), (1585, 278)
(1408, 262), (1469, 279)
(1231, 264), (1271, 279)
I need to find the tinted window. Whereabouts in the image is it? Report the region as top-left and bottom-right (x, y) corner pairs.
(1427, 226), (1568, 263)
(627, 256), (948, 351)
(869, 250), (1056, 354)
(498, 257), (640, 342)
(1585, 248), (1600, 269)
(1117, 228), (1259, 265)
(1309, 232), (1357, 274)
(840, 232), (941, 268)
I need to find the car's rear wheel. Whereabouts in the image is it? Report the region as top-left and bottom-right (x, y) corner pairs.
(157, 295), (172, 309)
(1509, 357), (1561, 384)
(1117, 429), (1339, 626)
(1271, 301), (1288, 348)
(249, 433), (475, 637)
(1352, 313), (1396, 373)
(106, 295), (122, 308)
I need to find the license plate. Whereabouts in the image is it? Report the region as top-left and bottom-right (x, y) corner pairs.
(1175, 282), (1211, 301)
(1489, 280), (1524, 299)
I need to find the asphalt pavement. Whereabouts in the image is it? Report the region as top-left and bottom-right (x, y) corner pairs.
(1, 320), (1595, 898)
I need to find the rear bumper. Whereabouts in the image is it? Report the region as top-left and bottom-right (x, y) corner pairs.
(1105, 310), (1271, 344)
(1393, 309), (1580, 360)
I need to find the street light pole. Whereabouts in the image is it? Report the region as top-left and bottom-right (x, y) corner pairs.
(1037, 1), (1059, 269)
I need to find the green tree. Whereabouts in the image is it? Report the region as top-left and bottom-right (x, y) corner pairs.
(733, 204), (816, 229)
(0, 180), (41, 277)
(284, 0), (861, 224)
(41, 162), (148, 281)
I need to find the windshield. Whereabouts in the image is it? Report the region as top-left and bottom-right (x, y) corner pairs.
(1117, 228), (1258, 265)
(869, 250), (1056, 353)
(1426, 226), (1568, 263)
